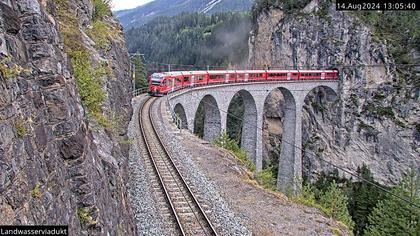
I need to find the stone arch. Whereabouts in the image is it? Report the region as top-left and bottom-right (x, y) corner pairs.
(263, 87), (297, 192)
(174, 103), (188, 129)
(301, 85), (339, 181)
(194, 95), (221, 142)
(226, 90), (258, 163)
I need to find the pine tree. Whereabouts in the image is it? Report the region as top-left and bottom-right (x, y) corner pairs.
(349, 164), (385, 235)
(319, 181), (355, 231)
(133, 53), (148, 90)
(364, 168), (420, 236)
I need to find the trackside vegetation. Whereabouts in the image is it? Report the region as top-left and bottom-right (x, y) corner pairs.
(213, 134), (418, 235)
(55, 0), (116, 128)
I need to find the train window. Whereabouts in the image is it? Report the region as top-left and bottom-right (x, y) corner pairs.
(165, 79), (172, 86)
(210, 74), (223, 79)
(269, 73), (287, 77)
(151, 74), (163, 85)
(184, 76), (190, 82)
(152, 80), (161, 85)
(196, 75), (205, 81)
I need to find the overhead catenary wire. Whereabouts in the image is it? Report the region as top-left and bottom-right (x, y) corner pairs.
(142, 58), (420, 71)
(180, 91), (420, 209)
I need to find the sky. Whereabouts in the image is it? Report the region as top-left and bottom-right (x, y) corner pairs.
(111, 0), (154, 11)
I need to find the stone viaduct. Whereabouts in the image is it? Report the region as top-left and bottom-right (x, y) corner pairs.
(167, 81), (338, 193)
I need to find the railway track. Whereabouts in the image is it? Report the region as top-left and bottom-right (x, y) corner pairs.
(139, 97), (218, 236)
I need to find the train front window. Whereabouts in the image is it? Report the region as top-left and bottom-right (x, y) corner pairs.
(151, 74), (164, 85)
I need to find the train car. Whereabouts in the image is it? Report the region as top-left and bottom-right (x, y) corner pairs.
(148, 73), (167, 96)
(298, 70), (339, 80)
(148, 69), (339, 96)
(208, 70), (228, 84)
(247, 70), (267, 81)
(267, 70), (299, 80)
(148, 72), (184, 96)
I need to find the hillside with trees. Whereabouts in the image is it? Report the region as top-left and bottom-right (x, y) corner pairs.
(115, 0), (253, 28)
(125, 12), (252, 72)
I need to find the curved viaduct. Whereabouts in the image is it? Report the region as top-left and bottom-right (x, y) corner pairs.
(167, 80), (339, 193)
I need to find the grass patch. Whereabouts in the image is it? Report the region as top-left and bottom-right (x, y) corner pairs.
(87, 20), (116, 49)
(69, 50), (106, 114)
(364, 103), (395, 119)
(92, 0), (112, 21)
(31, 183), (42, 199)
(255, 167), (277, 190)
(87, 20), (110, 49)
(214, 132), (256, 172)
(292, 182), (355, 231)
(55, 0), (112, 128)
(118, 138), (134, 145)
(0, 56), (32, 80)
(15, 120), (27, 137)
(77, 207), (97, 225)
(214, 132), (278, 192)
(375, 106), (394, 118)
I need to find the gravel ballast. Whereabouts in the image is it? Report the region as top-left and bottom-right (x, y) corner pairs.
(153, 98), (251, 235)
(127, 96), (166, 235)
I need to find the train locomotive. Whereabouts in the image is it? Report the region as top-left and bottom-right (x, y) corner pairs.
(148, 70), (339, 96)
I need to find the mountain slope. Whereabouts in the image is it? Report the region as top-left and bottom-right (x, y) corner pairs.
(115, 0), (253, 29)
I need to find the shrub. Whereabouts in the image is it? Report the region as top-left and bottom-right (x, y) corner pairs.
(69, 51), (106, 114)
(31, 183), (42, 199)
(15, 120), (27, 137)
(214, 132), (256, 172)
(251, 0), (311, 22)
(256, 167), (277, 190)
(294, 183), (325, 210)
(87, 20), (111, 49)
(56, 0), (111, 128)
(293, 181), (355, 231)
(77, 208), (97, 225)
(92, 0), (112, 20)
(0, 56), (31, 80)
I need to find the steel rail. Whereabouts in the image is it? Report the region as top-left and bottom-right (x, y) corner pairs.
(140, 97), (218, 235)
(139, 97), (185, 235)
(148, 97), (218, 236)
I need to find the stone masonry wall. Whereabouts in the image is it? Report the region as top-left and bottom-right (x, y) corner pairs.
(0, 0), (135, 235)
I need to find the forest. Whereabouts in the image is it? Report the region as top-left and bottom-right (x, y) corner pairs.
(125, 12), (252, 73)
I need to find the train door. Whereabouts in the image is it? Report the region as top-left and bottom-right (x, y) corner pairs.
(191, 76), (195, 87)
(321, 72), (325, 80)
(245, 73), (249, 82)
(171, 78), (175, 92)
(287, 73), (291, 80)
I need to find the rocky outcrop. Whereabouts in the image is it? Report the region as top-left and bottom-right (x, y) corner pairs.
(250, 0), (419, 184)
(0, 0), (135, 234)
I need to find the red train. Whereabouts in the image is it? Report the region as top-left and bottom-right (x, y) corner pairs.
(148, 70), (339, 96)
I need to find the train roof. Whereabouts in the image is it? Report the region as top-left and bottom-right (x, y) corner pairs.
(298, 70), (337, 72)
(152, 69), (338, 77)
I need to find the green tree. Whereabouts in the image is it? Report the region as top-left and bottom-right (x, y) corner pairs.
(320, 181), (355, 231)
(348, 164), (385, 235)
(133, 53), (148, 90)
(364, 169), (420, 236)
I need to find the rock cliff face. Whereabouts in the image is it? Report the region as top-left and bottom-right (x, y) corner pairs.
(0, 0), (135, 234)
(251, 0), (419, 184)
